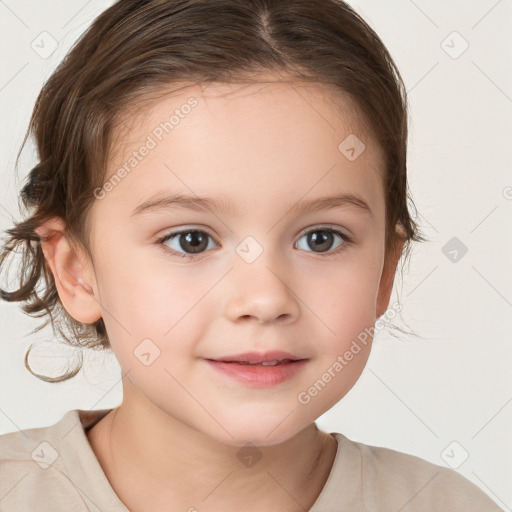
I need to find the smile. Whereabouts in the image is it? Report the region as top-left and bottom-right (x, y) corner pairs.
(204, 353), (309, 387)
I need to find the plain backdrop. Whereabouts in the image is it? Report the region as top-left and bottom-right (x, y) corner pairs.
(0, 0), (510, 509)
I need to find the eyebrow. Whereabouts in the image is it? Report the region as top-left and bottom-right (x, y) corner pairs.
(131, 191), (373, 218)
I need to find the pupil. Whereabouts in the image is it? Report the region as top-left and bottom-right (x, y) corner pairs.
(309, 231), (333, 252)
(181, 231), (207, 253)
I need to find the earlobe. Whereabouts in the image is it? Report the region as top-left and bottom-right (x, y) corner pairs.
(376, 238), (405, 318)
(35, 217), (102, 324)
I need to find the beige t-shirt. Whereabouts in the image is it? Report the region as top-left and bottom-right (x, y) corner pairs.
(0, 408), (503, 511)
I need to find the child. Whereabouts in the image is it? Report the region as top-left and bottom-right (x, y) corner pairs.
(0, 0), (503, 511)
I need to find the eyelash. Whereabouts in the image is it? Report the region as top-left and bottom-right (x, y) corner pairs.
(156, 226), (352, 260)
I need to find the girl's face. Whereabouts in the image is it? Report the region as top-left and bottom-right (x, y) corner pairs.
(84, 77), (396, 446)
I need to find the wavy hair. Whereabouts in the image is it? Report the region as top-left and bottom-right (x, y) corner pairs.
(0, 0), (425, 382)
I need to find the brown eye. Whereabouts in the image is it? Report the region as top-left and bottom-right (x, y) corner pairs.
(178, 231), (208, 253)
(159, 229), (217, 258)
(295, 228), (349, 254)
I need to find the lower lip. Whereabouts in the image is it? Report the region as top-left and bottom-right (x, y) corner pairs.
(205, 359), (308, 387)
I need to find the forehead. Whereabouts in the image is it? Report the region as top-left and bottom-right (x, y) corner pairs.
(97, 77), (385, 222)
(110, 76), (376, 160)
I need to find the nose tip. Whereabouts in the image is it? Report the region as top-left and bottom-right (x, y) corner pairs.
(224, 252), (301, 326)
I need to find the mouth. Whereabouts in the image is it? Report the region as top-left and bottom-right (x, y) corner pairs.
(204, 351), (309, 387)
(206, 350), (307, 365)
(220, 359), (299, 366)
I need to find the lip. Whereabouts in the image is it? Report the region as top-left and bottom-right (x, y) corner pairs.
(208, 350), (303, 364)
(205, 351), (309, 388)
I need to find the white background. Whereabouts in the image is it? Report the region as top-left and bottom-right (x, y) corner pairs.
(0, 1), (510, 509)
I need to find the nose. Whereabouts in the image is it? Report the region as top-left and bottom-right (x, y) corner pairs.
(223, 250), (300, 326)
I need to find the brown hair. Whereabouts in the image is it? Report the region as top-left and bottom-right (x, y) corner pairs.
(0, 0), (425, 382)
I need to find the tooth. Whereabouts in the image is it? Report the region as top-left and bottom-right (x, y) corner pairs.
(229, 359), (292, 366)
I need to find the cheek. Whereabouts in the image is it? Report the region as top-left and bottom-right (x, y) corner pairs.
(95, 244), (202, 327)
(302, 248), (383, 406)
(305, 251), (383, 346)
(297, 267), (379, 416)
(95, 252), (216, 371)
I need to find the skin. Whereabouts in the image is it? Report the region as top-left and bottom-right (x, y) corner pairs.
(36, 75), (404, 511)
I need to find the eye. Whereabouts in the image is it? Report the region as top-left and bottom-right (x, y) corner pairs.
(295, 227), (350, 255)
(157, 229), (218, 259)
(157, 226), (351, 260)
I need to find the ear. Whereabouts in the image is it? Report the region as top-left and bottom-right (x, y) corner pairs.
(376, 237), (405, 318)
(35, 217), (102, 324)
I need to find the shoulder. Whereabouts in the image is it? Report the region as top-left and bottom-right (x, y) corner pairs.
(0, 459), (87, 511)
(0, 410), (100, 512)
(331, 433), (503, 512)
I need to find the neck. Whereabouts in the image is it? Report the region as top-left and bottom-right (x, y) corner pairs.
(87, 380), (337, 512)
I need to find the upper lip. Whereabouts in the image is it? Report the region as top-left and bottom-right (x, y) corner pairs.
(207, 351), (306, 363)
